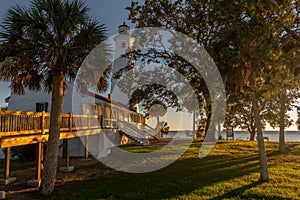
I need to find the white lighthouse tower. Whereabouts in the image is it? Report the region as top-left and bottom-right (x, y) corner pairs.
(111, 23), (138, 112)
(114, 22), (130, 63)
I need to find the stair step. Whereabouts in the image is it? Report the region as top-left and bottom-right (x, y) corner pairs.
(119, 121), (160, 145)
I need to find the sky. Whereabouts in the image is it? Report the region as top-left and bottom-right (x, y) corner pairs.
(0, 0), (298, 131)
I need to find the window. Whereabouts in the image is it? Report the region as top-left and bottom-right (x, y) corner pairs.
(122, 42), (126, 48)
(36, 102), (48, 112)
(83, 103), (97, 115)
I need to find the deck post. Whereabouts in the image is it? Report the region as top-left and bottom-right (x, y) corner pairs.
(27, 142), (43, 187)
(87, 114), (90, 130)
(62, 139), (69, 167)
(4, 147), (10, 179)
(84, 114), (90, 159)
(28, 112), (44, 186)
(0, 147), (16, 185)
(41, 142), (44, 166)
(67, 113), (72, 165)
(41, 111), (45, 134)
(69, 112), (73, 132)
(36, 142), (42, 181)
(65, 113), (72, 166)
(84, 136), (89, 159)
(59, 138), (74, 172)
(59, 113), (74, 172)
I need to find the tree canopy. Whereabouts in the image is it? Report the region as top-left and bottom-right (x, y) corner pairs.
(127, 0), (300, 182)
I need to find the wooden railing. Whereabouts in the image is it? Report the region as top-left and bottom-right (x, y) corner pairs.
(0, 108), (145, 148)
(0, 108), (146, 185)
(0, 111), (46, 136)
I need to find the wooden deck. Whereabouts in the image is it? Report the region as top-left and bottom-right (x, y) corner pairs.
(0, 104), (146, 186)
(0, 107), (145, 148)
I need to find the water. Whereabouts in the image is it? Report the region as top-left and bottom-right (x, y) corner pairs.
(164, 130), (300, 142)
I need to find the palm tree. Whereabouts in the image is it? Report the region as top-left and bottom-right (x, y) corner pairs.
(0, 0), (109, 195)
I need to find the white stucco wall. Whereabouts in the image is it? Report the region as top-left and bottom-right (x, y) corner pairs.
(8, 82), (75, 113)
(8, 88), (51, 112)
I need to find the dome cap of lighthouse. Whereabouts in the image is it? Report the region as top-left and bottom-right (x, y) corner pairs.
(118, 22), (130, 34)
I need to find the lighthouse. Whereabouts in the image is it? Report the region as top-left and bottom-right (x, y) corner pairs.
(111, 23), (138, 112)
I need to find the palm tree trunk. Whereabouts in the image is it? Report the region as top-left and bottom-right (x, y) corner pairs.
(39, 70), (65, 195)
(279, 92), (286, 153)
(251, 92), (269, 181)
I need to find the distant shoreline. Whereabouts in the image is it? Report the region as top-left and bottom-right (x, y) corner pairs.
(166, 130), (300, 142)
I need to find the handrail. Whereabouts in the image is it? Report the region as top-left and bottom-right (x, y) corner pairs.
(0, 109), (144, 137)
(119, 120), (159, 142)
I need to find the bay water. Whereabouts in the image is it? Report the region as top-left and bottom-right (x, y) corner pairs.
(165, 130), (300, 142)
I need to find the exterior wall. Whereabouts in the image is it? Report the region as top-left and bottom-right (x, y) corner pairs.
(7, 82), (104, 114)
(8, 88), (52, 112)
(8, 82), (73, 113)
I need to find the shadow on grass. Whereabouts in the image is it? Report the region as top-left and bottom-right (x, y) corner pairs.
(210, 180), (294, 200)
(53, 150), (262, 200)
(210, 181), (261, 200)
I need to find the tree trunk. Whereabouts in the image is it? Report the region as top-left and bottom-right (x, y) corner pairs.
(251, 92), (269, 181)
(249, 129), (256, 141)
(157, 115), (160, 138)
(249, 113), (256, 141)
(217, 120), (221, 140)
(193, 110), (196, 139)
(279, 92), (286, 153)
(39, 71), (65, 195)
(205, 111), (211, 135)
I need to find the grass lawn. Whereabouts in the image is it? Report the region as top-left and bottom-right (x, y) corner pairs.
(52, 140), (300, 200)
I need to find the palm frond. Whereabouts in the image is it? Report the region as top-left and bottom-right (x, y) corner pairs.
(0, 0), (109, 95)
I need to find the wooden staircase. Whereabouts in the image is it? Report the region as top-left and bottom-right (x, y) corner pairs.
(118, 121), (159, 145)
(119, 130), (147, 145)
